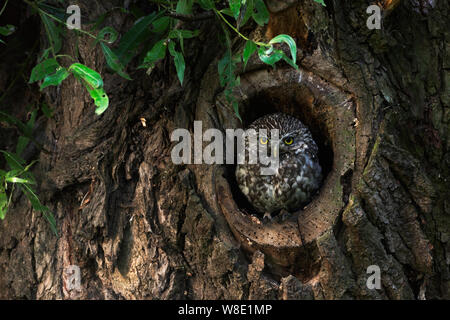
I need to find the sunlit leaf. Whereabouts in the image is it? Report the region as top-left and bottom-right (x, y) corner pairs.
(40, 67), (70, 90)
(69, 63), (103, 89)
(86, 87), (109, 115)
(257, 46), (283, 66)
(269, 34), (297, 65)
(314, 0), (326, 7)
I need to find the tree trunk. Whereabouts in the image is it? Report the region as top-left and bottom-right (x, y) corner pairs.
(0, 0), (449, 300)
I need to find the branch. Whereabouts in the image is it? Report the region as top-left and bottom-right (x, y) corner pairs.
(166, 11), (214, 22)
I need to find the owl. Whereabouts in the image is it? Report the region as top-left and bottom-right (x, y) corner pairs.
(235, 113), (322, 217)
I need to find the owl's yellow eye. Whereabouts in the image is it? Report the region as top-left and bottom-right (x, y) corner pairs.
(284, 137), (294, 145)
(260, 137), (269, 145)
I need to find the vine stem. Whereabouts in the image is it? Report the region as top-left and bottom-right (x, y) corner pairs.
(214, 9), (270, 48)
(0, 0), (9, 17)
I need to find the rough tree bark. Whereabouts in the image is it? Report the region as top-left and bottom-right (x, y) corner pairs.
(0, 0), (449, 299)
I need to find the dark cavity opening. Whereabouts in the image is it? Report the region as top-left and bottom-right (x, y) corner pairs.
(226, 84), (334, 216)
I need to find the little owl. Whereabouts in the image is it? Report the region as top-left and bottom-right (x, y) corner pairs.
(235, 113), (322, 217)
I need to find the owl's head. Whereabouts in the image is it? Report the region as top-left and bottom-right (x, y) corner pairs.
(250, 113), (318, 158)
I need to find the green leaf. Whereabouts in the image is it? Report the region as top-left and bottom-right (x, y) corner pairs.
(252, 0), (269, 26)
(40, 67), (70, 90)
(100, 43), (132, 80)
(243, 40), (257, 69)
(39, 12), (62, 53)
(0, 150), (25, 171)
(69, 63), (104, 89)
(257, 46), (283, 66)
(168, 29), (199, 54)
(229, 0), (241, 20)
(114, 11), (165, 66)
(16, 109), (37, 156)
(0, 24), (15, 36)
(0, 192), (8, 220)
(151, 16), (170, 33)
(176, 0), (194, 15)
(198, 0), (214, 10)
(314, 0), (326, 6)
(69, 63), (109, 114)
(97, 26), (119, 44)
(87, 87), (109, 115)
(139, 39), (167, 69)
(168, 29), (199, 39)
(41, 103), (54, 119)
(269, 34), (297, 65)
(5, 176), (35, 184)
(168, 41), (185, 85)
(20, 183), (57, 235)
(29, 58), (59, 83)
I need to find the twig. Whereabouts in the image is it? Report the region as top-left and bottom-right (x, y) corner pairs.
(166, 11), (214, 22)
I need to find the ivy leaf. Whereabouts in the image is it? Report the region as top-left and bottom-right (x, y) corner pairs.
(229, 0), (241, 20)
(100, 43), (132, 80)
(243, 40), (257, 69)
(176, 0), (194, 15)
(269, 34), (297, 65)
(69, 63), (104, 89)
(314, 0), (326, 6)
(0, 25), (15, 36)
(114, 11), (164, 66)
(39, 12), (62, 53)
(40, 67), (70, 90)
(239, 0), (254, 27)
(252, 0), (269, 26)
(29, 58), (59, 83)
(139, 39), (167, 69)
(168, 41), (185, 85)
